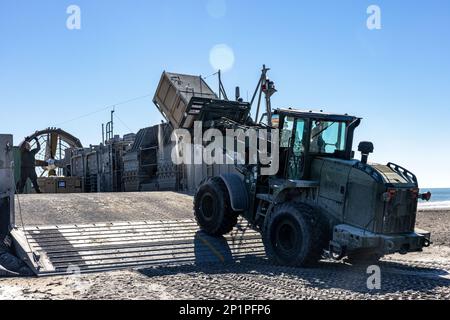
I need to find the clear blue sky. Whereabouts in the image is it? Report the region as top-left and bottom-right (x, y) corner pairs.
(1, 0), (449, 187)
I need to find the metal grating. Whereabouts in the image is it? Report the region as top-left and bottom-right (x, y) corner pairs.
(14, 219), (265, 276)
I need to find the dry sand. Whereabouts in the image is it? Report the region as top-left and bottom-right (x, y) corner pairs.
(416, 210), (450, 246)
(0, 193), (449, 300)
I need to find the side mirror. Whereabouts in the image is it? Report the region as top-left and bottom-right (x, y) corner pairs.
(358, 141), (374, 164)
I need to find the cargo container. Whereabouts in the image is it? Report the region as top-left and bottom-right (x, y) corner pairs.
(153, 72), (217, 129)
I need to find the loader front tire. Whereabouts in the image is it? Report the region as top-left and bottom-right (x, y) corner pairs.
(194, 177), (238, 236)
(263, 202), (324, 267)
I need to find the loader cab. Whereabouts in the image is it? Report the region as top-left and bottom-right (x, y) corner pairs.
(274, 109), (361, 180)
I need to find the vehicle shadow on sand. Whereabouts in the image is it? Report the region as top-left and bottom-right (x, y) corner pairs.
(137, 231), (450, 296)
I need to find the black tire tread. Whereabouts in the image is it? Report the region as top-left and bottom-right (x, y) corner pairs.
(263, 202), (327, 267)
(194, 177), (238, 236)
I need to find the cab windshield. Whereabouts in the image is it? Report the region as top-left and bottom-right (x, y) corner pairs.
(310, 120), (346, 154)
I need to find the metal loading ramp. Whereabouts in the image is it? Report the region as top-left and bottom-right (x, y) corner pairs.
(11, 219), (265, 276)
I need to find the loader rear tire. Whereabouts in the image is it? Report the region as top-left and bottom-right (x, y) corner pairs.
(263, 202), (325, 267)
(194, 177), (238, 236)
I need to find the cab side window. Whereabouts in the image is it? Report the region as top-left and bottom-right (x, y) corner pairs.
(281, 117), (295, 148)
(310, 121), (346, 154)
(293, 119), (305, 156)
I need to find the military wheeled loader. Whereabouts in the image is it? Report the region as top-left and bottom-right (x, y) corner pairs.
(154, 67), (432, 267)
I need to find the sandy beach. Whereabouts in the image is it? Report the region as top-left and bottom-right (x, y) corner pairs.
(416, 209), (450, 246)
(1, 193), (449, 300)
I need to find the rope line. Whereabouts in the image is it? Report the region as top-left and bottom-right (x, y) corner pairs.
(52, 93), (153, 127)
(114, 113), (134, 133)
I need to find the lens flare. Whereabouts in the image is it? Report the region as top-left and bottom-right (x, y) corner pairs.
(209, 44), (235, 72)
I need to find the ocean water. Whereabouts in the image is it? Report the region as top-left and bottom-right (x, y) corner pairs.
(418, 188), (450, 210)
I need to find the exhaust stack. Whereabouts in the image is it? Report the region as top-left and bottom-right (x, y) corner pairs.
(358, 141), (374, 164)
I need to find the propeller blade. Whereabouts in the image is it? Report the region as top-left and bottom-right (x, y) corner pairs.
(45, 134), (51, 160)
(50, 132), (58, 159)
(35, 160), (48, 167)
